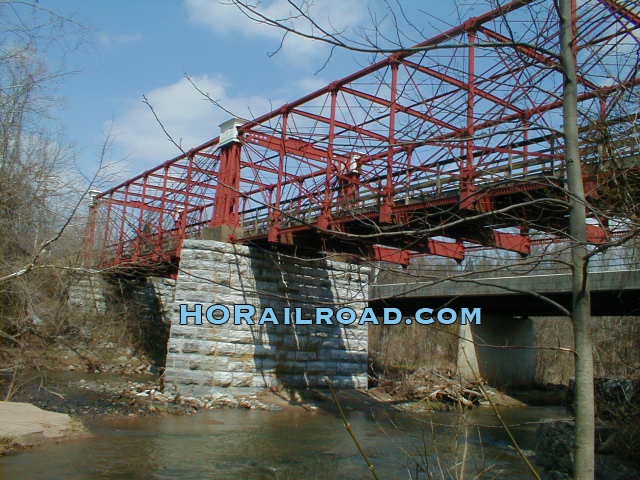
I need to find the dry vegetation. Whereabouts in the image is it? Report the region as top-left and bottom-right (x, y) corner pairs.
(0, 2), (156, 401)
(535, 316), (640, 385)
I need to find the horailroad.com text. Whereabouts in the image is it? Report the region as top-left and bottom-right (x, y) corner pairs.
(179, 305), (481, 326)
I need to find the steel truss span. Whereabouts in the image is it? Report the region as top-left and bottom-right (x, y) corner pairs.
(84, 0), (639, 269)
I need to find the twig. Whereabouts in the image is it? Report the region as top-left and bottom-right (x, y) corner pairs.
(326, 379), (381, 480)
(477, 382), (541, 480)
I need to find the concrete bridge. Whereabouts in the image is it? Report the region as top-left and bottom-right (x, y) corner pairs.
(368, 244), (640, 387)
(371, 269), (640, 316)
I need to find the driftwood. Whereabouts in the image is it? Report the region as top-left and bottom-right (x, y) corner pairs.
(382, 368), (485, 407)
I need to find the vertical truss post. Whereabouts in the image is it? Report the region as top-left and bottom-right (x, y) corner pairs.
(319, 90), (338, 230)
(598, 95), (607, 158)
(100, 193), (113, 265)
(406, 147), (414, 203)
(381, 60), (399, 223)
(523, 115), (530, 176)
(211, 119), (243, 241)
(115, 184), (129, 263)
(159, 165), (169, 257)
(269, 111), (288, 242)
(180, 156), (194, 241)
(134, 175), (148, 259)
(550, 136), (557, 174)
(461, 29), (477, 210)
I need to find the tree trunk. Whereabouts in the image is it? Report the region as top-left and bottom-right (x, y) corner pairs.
(559, 1), (595, 478)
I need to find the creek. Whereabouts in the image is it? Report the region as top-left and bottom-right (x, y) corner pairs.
(0, 401), (568, 479)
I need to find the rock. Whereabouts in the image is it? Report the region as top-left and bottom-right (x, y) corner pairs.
(0, 401), (88, 453)
(568, 377), (640, 419)
(534, 419), (640, 480)
(535, 421), (574, 476)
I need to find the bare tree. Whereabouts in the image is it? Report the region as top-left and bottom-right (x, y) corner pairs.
(558, 0), (594, 476)
(0, 0), (103, 397)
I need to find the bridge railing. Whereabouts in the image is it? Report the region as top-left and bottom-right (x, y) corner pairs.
(240, 139), (566, 237)
(397, 234), (640, 282)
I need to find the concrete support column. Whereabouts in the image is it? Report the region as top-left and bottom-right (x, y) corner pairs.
(467, 313), (536, 386)
(457, 321), (481, 381)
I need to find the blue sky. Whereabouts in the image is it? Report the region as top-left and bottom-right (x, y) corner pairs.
(46, 0), (482, 185)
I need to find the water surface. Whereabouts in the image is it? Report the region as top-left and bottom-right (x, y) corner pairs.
(0, 404), (568, 479)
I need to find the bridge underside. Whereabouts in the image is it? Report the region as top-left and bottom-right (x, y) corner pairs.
(371, 270), (640, 316)
(83, 0), (640, 271)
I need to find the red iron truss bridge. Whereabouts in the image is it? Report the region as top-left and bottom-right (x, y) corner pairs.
(84, 0), (639, 271)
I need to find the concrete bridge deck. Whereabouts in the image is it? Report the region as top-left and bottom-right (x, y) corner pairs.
(371, 269), (640, 316)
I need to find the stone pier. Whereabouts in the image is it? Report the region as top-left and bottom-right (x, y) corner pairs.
(163, 240), (370, 396)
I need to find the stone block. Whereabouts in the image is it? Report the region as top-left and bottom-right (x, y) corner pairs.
(211, 371), (233, 387)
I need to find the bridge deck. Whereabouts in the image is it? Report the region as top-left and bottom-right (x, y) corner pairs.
(371, 269), (640, 316)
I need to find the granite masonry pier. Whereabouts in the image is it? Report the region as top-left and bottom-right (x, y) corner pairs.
(163, 239), (370, 396)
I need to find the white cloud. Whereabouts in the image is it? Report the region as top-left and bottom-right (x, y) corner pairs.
(110, 75), (273, 167)
(96, 32), (143, 47)
(295, 75), (329, 92)
(184, 0), (365, 58)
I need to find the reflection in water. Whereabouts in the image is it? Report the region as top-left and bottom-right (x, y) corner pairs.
(0, 406), (568, 479)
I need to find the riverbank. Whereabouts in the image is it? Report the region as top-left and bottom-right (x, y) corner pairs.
(0, 401), (87, 455)
(2, 335), (638, 480)
(2, 367), (528, 422)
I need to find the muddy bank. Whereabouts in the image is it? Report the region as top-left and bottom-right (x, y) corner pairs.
(1, 366), (540, 430)
(372, 367), (529, 411)
(2, 371), (287, 418)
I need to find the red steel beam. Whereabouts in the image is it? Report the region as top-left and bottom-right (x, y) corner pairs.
(291, 108), (389, 143)
(95, 1), (539, 203)
(243, 130), (349, 165)
(92, 0), (637, 269)
(478, 26), (600, 91)
(120, 184), (215, 204)
(597, 0), (640, 27)
(211, 142), (241, 230)
(340, 85), (463, 134)
(412, 239), (466, 261)
(586, 224), (608, 244)
(461, 30), (478, 210)
(103, 198), (172, 214)
(427, 77), (640, 145)
(372, 239), (466, 265)
(493, 231), (531, 255)
(372, 245), (411, 266)
(399, 59), (524, 115)
(239, 0), (536, 134)
(148, 172), (217, 192)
